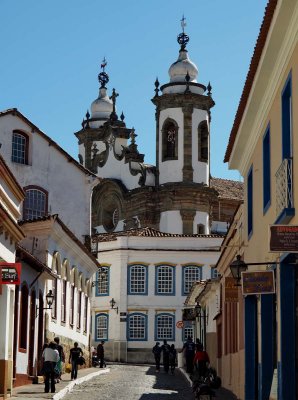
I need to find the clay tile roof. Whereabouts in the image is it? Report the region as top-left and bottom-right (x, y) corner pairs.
(0, 108), (97, 177)
(93, 226), (225, 243)
(224, 0), (278, 163)
(210, 177), (244, 200)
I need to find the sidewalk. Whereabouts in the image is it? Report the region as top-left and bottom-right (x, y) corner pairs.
(11, 367), (110, 400)
(179, 367), (238, 400)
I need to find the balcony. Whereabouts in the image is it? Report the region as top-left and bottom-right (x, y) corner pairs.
(275, 158), (295, 224)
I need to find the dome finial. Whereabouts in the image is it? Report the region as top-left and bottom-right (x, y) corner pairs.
(177, 15), (189, 51)
(98, 57), (109, 88)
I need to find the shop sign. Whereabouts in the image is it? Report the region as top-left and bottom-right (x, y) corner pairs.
(241, 270), (275, 295)
(269, 225), (298, 252)
(225, 277), (239, 302)
(0, 263), (21, 285)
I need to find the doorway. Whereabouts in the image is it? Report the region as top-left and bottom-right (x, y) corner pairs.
(37, 292), (44, 375)
(28, 290), (36, 376)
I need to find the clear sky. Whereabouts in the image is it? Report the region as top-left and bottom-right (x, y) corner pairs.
(0, 0), (268, 181)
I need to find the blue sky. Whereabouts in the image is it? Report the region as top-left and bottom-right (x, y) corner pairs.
(0, 0), (267, 180)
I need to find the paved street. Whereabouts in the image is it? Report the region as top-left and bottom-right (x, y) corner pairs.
(63, 365), (193, 400)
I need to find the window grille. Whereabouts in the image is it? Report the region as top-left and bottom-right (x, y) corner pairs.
(156, 265), (174, 294)
(23, 189), (47, 220)
(128, 314), (146, 340)
(96, 268), (109, 295)
(156, 314), (174, 340)
(129, 265), (147, 294)
(12, 132), (27, 164)
(183, 266), (201, 294)
(96, 314), (108, 340)
(183, 326), (194, 341)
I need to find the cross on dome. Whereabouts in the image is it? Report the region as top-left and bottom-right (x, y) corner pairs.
(177, 15), (189, 51)
(98, 57), (109, 88)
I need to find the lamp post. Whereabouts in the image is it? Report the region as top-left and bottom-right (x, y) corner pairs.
(109, 298), (118, 314)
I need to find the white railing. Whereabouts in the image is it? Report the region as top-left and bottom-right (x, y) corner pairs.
(275, 158), (293, 217)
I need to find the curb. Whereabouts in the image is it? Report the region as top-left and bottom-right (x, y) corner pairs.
(53, 368), (110, 400)
(179, 367), (192, 386)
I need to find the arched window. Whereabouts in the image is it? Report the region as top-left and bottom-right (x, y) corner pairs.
(182, 265), (202, 295)
(77, 290), (82, 330)
(155, 313), (175, 341)
(127, 313), (147, 341)
(23, 186), (48, 220)
(12, 131), (29, 164)
(19, 284), (29, 350)
(83, 295), (88, 333)
(162, 119), (178, 161)
(198, 121), (209, 162)
(95, 313), (108, 341)
(61, 279), (67, 323)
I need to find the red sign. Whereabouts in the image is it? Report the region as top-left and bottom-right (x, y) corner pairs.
(0, 263), (21, 285)
(269, 225), (298, 252)
(176, 321), (184, 329)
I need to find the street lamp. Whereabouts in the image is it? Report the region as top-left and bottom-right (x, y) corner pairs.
(36, 290), (54, 317)
(230, 255), (248, 285)
(110, 298), (118, 314)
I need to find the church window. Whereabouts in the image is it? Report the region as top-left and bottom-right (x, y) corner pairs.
(197, 224), (205, 234)
(95, 267), (109, 296)
(162, 119), (178, 161)
(182, 265), (202, 295)
(155, 265), (175, 295)
(19, 284), (29, 351)
(95, 313), (108, 341)
(127, 313), (147, 341)
(155, 313), (175, 341)
(198, 121), (209, 162)
(23, 186), (48, 220)
(128, 264), (148, 295)
(12, 131), (29, 164)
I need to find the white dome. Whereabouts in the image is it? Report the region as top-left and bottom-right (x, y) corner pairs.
(168, 50), (198, 83)
(91, 88), (113, 119)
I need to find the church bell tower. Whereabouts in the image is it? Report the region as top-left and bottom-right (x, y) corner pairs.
(152, 18), (215, 186)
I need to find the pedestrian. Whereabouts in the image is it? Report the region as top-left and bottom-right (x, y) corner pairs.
(152, 342), (162, 372)
(161, 340), (171, 373)
(42, 341), (59, 393)
(182, 336), (195, 373)
(193, 343), (210, 378)
(54, 337), (65, 382)
(69, 342), (83, 380)
(96, 340), (106, 368)
(169, 344), (177, 374)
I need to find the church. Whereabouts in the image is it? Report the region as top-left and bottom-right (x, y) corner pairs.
(75, 22), (243, 362)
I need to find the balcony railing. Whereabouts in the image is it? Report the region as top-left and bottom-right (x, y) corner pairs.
(275, 158), (294, 221)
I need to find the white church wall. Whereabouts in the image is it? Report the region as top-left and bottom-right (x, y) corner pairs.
(159, 108), (184, 184)
(159, 210), (182, 233)
(192, 109), (209, 184)
(193, 211), (209, 234)
(162, 84), (205, 96)
(0, 114), (93, 240)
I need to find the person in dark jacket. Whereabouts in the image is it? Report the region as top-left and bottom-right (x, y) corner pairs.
(152, 342), (162, 372)
(161, 340), (171, 373)
(169, 344), (177, 374)
(97, 341), (106, 368)
(183, 336), (196, 373)
(54, 337), (65, 381)
(69, 342), (83, 380)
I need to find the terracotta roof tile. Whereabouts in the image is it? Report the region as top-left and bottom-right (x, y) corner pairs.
(210, 177), (243, 200)
(224, 0), (278, 163)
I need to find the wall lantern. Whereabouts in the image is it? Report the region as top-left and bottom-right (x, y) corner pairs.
(230, 255), (248, 285)
(36, 290), (54, 317)
(110, 298), (118, 314)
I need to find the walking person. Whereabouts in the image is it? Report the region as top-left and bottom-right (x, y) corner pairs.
(183, 336), (195, 373)
(69, 342), (83, 380)
(54, 337), (65, 382)
(42, 341), (59, 393)
(161, 340), (171, 373)
(152, 342), (162, 372)
(96, 340), (106, 368)
(193, 343), (210, 378)
(169, 344), (177, 375)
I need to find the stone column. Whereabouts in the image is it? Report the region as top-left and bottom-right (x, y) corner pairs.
(182, 105), (194, 182)
(180, 209), (196, 234)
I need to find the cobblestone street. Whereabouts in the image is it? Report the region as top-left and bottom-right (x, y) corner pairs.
(63, 365), (193, 400)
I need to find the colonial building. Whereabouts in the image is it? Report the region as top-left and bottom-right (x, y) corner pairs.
(225, 0), (298, 398)
(0, 110), (99, 386)
(75, 24), (243, 361)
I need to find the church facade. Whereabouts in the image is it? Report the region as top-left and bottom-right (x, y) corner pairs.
(76, 25), (243, 362)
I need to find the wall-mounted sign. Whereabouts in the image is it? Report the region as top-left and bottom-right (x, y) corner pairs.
(0, 263), (21, 285)
(269, 225), (298, 252)
(241, 270), (275, 295)
(176, 321), (184, 329)
(120, 312), (127, 316)
(120, 317), (127, 322)
(225, 277), (239, 302)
